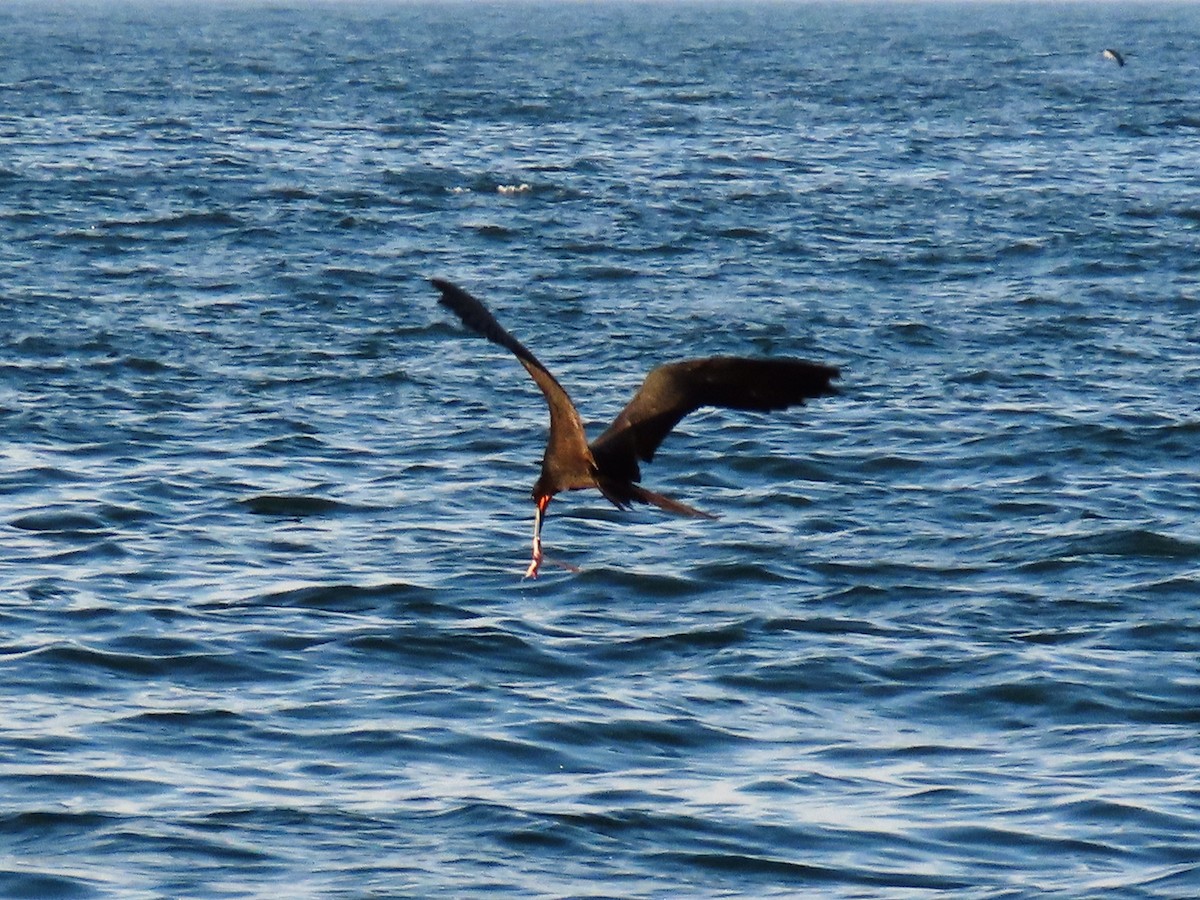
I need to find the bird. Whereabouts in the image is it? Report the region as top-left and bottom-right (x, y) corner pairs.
(1102, 48), (1126, 67)
(431, 278), (839, 577)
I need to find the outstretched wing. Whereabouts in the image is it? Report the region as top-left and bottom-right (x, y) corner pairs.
(432, 278), (543, 371)
(431, 279), (591, 474)
(589, 356), (839, 482)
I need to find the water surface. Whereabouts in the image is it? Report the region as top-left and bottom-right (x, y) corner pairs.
(2, 1), (1199, 896)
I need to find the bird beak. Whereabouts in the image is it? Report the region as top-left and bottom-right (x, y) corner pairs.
(524, 494), (551, 579)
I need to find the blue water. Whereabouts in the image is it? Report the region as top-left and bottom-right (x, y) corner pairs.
(3, 0), (1200, 896)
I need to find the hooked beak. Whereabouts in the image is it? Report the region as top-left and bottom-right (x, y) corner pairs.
(524, 494), (551, 579)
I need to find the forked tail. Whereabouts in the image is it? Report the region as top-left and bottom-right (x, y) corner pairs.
(620, 483), (718, 519)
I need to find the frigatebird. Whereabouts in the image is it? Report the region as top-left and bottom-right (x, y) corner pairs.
(432, 278), (839, 577)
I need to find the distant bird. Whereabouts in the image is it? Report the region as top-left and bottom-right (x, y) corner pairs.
(1102, 48), (1126, 67)
(431, 278), (839, 577)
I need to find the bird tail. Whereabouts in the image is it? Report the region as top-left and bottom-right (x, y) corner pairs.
(624, 484), (718, 519)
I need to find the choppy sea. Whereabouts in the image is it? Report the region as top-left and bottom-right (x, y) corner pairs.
(3, 1), (1200, 897)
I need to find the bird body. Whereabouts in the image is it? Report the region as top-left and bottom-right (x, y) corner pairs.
(431, 278), (839, 576)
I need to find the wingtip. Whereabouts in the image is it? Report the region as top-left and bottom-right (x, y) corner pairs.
(430, 278), (466, 311)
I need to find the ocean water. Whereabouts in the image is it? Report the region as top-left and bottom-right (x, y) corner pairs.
(3, 0), (1200, 896)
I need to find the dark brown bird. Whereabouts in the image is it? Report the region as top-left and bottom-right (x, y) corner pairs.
(432, 278), (839, 577)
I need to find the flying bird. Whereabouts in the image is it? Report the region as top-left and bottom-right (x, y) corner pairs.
(1102, 48), (1125, 67)
(431, 278), (839, 577)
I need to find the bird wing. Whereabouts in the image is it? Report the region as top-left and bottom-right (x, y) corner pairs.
(431, 279), (592, 473)
(589, 356), (839, 482)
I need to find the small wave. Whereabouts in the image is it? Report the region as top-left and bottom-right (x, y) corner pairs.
(1133, 575), (1200, 600)
(371, 80), (410, 95)
(257, 581), (441, 613)
(262, 185), (317, 201)
(578, 264), (642, 280)
(858, 453), (926, 473)
(319, 265), (385, 287)
(35, 540), (130, 564)
(0, 869), (99, 899)
(1068, 527), (1200, 561)
(764, 615), (895, 638)
(24, 642), (253, 682)
(240, 494), (348, 517)
(98, 210), (243, 231)
(717, 225), (771, 240)
(125, 707), (246, 729)
(925, 822), (1119, 866)
(689, 558), (790, 583)
(88, 355), (172, 374)
(573, 566), (700, 596)
(343, 625), (585, 678)
(875, 320), (948, 348)
(594, 621), (750, 661)
(444, 732), (573, 768)
(9, 511), (109, 533)
(542, 715), (742, 755)
(464, 221), (517, 238)
(447, 178), (538, 198)
(316, 187), (393, 209)
(0, 810), (116, 836)
(247, 433), (329, 453)
(657, 851), (971, 890)
(1056, 797), (1198, 832)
